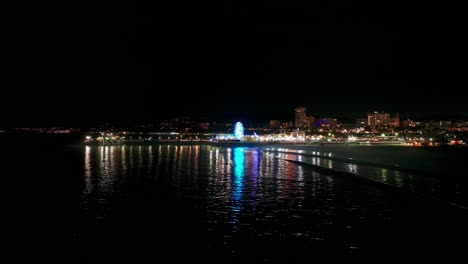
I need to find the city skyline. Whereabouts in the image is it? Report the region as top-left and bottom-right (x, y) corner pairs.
(5, 106), (467, 132)
(2, 106), (467, 129)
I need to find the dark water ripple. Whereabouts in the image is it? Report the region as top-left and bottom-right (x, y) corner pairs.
(74, 144), (468, 260)
(2, 133), (468, 261)
(266, 147), (468, 208)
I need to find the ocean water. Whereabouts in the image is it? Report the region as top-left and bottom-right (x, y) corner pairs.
(1, 133), (468, 261)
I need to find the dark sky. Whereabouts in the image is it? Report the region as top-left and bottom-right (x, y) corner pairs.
(4, 1), (467, 127)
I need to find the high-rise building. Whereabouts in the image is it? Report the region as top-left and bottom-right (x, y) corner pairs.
(368, 112), (390, 129)
(306, 116), (315, 128)
(368, 112), (399, 129)
(390, 113), (400, 127)
(295, 107), (307, 128)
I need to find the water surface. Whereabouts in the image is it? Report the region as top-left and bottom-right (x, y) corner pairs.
(1, 134), (468, 261)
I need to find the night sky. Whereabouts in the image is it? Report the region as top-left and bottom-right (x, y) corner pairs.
(4, 1), (467, 127)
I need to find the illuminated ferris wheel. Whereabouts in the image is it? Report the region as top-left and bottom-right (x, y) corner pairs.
(234, 122), (244, 140)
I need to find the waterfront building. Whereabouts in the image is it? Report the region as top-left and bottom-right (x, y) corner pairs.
(295, 107), (307, 128)
(368, 112), (400, 129)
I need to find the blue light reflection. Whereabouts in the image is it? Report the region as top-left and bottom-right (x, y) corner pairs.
(232, 147), (245, 203)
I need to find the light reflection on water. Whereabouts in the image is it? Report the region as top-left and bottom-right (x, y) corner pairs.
(267, 148), (468, 208)
(78, 144), (468, 258)
(81, 145), (347, 233)
(84, 146), (91, 177)
(231, 148), (245, 227)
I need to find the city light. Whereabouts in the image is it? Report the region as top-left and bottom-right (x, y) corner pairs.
(78, 106), (467, 147)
